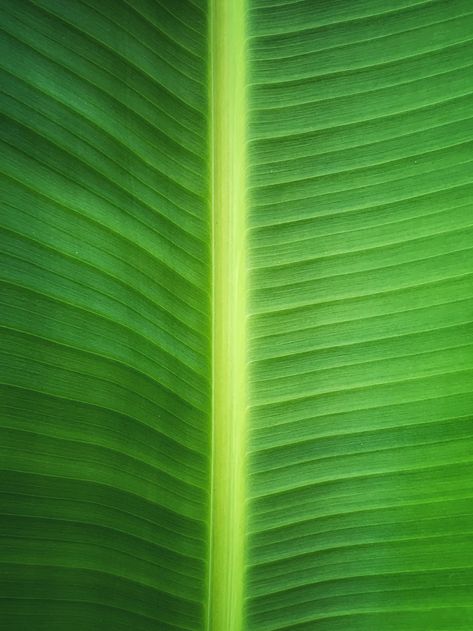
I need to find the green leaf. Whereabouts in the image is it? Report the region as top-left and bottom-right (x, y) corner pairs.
(1, 1), (473, 630)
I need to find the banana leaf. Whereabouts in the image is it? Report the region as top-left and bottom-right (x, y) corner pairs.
(1, 1), (473, 629)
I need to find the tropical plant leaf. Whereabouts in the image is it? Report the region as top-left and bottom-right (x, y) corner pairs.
(1, 1), (473, 631)
(0, 1), (210, 629)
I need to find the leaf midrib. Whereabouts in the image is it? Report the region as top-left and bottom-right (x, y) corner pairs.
(208, 1), (249, 630)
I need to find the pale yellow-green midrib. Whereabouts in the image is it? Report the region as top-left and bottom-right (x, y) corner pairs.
(208, 1), (248, 630)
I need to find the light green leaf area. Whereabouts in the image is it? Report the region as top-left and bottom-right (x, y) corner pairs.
(1, 1), (473, 630)
(245, 2), (473, 630)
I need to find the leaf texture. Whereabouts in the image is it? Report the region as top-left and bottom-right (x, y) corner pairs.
(1, 1), (473, 631)
(0, 1), (210, 629)
(245, 1), (473, 629)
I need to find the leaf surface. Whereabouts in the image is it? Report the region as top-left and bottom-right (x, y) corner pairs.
(1, 1), (473, 630)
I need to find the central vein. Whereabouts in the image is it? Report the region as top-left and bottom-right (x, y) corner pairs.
(208, 0), (248, 629)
